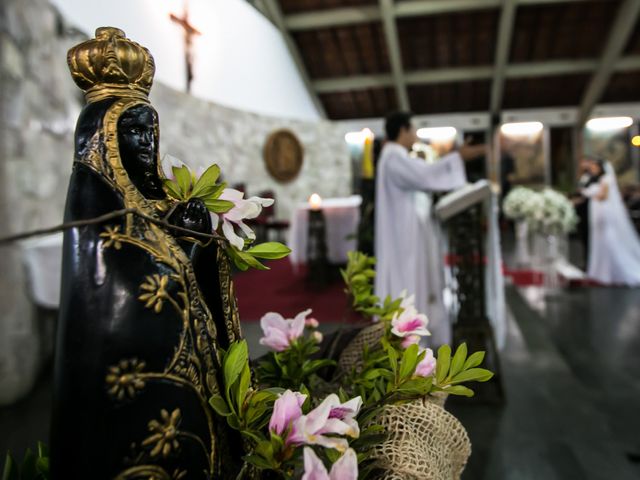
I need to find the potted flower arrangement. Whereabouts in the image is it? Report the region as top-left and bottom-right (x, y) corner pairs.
(3, 163), (494, 480)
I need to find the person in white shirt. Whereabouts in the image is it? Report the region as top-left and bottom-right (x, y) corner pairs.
(374, 112), (485, 345)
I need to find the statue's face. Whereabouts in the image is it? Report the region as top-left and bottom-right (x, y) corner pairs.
(118, 105), (157, 175)
(118, 105), (165, 199)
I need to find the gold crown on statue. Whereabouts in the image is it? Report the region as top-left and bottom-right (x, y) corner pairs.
(67, 27), (155, 103)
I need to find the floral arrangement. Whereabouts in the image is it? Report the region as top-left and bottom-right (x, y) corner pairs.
(503, 186), (578, 235)
(203, 251), (494, 478)
(161, 155), (291, 270)
(502, 186), (535, 220)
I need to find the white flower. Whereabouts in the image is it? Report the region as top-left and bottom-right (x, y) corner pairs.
(503, 186), (535, 220)
(302, 447), (358, 480)
(160, 154), (187, 180)
(212, 188), (274, 250)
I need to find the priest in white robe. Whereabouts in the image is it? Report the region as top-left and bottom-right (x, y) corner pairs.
(374, 112), (485, 346)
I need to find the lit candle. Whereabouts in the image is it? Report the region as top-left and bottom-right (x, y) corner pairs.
(309, 193), (322, 210)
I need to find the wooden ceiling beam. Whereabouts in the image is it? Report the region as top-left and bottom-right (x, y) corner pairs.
(283, 0), (611, 31)
(379, 0), (410, 110)
(285, 6), (381, 30)
(578, 0), (640, 124)
(311, 56), (640, 93)
(314, 74), (395, 93)
(490, 0), (518, 115)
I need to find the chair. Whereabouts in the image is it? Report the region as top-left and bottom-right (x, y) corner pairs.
(251, 190), (290, 243)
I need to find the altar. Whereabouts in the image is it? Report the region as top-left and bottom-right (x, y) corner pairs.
(287, 195), (362, 266)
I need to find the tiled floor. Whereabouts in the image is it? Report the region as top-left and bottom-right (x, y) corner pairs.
(449, 285), (640, 479)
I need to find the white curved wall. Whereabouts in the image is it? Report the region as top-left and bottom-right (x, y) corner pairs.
(50, 0), (321, 120)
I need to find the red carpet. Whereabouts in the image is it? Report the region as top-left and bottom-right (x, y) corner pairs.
(233, 259), (364, 323)
(503, 267), (598, 287)
(234, 261), (599, 323)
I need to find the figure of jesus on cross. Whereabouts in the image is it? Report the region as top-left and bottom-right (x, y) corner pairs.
(170, 0), (201, 93)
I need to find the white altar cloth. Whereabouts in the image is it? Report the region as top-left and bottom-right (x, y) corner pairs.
(288, 195), (362, 266)
(21, 232), (63, 309)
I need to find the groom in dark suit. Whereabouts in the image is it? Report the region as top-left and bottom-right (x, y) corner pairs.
(573, 156), (599, 268)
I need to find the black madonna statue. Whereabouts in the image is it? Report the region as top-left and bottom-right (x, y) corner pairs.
(51, 27), (245, 479)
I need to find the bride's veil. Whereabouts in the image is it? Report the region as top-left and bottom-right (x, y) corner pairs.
(602, 161), (640, 259)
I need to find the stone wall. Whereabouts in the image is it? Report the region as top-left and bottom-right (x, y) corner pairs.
(0, 0), (350, 404)
(151, 84), (351, 221)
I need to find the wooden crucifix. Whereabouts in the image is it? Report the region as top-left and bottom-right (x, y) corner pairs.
(170, 1), (201, 93)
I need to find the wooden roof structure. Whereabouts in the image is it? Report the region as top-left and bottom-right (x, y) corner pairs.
(249, 0), (640, 121)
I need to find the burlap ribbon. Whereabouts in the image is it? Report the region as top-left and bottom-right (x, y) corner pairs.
(337, 324), (471, 480)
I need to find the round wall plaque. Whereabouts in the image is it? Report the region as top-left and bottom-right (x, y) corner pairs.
(263, 129), (304, 183)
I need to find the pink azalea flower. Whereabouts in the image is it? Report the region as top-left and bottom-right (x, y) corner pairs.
(306, 317), (320, 328)
(391, 305), (430, 338)
(269, 390), (307, 436)
(415, 348), (436, 377)
(259, 309), (312, 352)
(302, 448), (358, 480)
(401, 334), (421, 349)
(211, 188), (274, 250)
(288, 394), (362, 452)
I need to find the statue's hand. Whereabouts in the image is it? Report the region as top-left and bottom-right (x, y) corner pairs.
(168, 198), (212, 236)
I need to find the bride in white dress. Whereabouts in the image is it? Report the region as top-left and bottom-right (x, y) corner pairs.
(582, 158), (640, 286)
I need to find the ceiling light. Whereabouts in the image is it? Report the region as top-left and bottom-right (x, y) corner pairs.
(500, 122), (543, 136)
(586, 116), (633, 132)
(345, 129), (374, 144)
(417, 126), (457, 141)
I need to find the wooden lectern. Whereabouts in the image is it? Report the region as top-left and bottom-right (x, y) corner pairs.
(436, 180), (504, 403)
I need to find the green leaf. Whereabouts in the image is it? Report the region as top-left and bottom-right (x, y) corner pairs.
(396, 377), (432, 396)
(444, 385), (475, 397)
(237, 363), (251, 413)
(20, 449), (37, 480)
(246, 242), (292, 260)
(226, 247), (250, 271)
(173, 165), (192, 196)
(449, 343), (468, 378)
(240, 429), (264, 444)
(451, 368), (494, 384)
(237, 251), (269, 271)
(193, 183), (226, 202)
(386, 344), (398, 376)
(435, 344), (451, 384)
(255, 439), (275, 460)
(191, 164), (221, 198)
(204, 198), (234, 213)
(36, 457), (49, 476)
(227, 414), (241, 430)
(224, 341), (249, 404)
(399, 344), (419, 381)
(363, 368), (393, 381)
(209, 394), (232, 417)
(249, 390), (278, 406)
(301, 359), (336, 377)
(463, 351), (485, 370)
(36, 443), (48, 460)
(243, 453), (273, 470)
(2, 453), (18, 480)
(162, 179), (184, 200)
